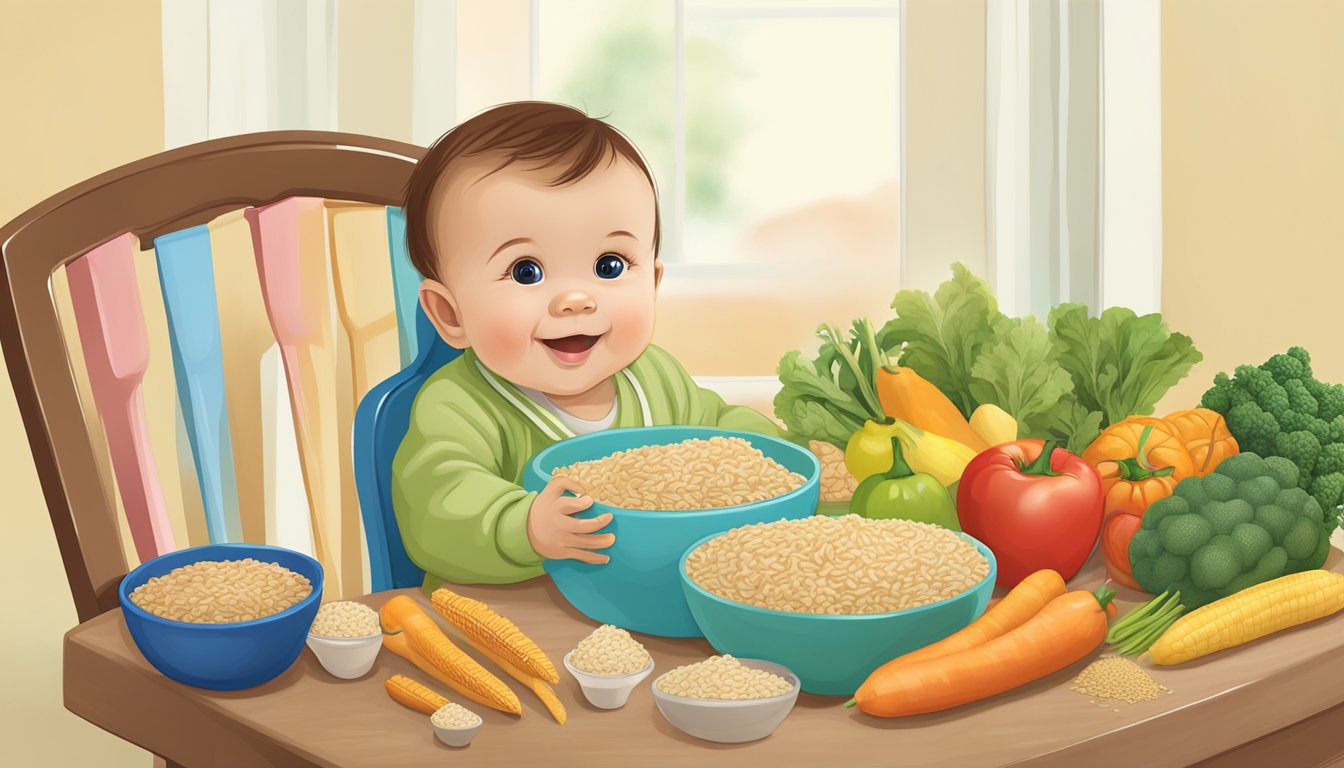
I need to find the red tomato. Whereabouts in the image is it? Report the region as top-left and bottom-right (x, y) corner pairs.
(957, 439), (1104, 587)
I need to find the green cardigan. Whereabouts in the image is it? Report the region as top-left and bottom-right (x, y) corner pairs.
(391, 344), (787, 590)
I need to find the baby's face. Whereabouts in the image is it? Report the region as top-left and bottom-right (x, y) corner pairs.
(426, 156), (661, 396)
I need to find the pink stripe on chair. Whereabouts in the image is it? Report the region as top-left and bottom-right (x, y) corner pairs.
(245, 198), (351, 595)
(66, 233), (177, 562)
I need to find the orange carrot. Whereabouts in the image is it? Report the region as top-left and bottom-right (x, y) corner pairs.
(847, 586), (1113, 717)
(889, 569), (1066, 668)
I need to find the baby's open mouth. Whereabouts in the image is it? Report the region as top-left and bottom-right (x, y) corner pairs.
(540, 334), (602, 364)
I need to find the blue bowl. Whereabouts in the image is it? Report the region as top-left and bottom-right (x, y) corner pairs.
(118, 543), (324, 690)
(525, 426), (820, 637)
(679, 530), (996, 695)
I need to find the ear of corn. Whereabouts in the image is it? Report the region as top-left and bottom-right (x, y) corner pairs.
(459, 632), (567, 725)
(431, 588), (559, 684)
(385, 674), (449, 715)
(1150, 570), (1344, 665)
(381, 595), (522, 715)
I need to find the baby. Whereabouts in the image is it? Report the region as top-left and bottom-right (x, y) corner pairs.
(392, 102), (789, 590)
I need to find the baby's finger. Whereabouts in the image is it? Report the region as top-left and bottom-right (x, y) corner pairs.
(554, 495), (594, 516)
(567, 532), (616, 550)
(562, 547), (611, 565)
(565, 512), (613, 533)
(539, 476), (588, 505)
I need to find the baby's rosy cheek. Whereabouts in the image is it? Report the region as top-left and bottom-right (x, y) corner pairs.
(479, 308), (535, 363)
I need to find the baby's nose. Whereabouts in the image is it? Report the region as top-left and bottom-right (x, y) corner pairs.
(550, 290), (597, 316)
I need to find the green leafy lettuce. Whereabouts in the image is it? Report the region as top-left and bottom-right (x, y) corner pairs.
(775, 320), (890, 449)
(777, 264), (1202, 454)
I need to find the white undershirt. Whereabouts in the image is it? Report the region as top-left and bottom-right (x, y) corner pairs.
(516, 384), (617, 435)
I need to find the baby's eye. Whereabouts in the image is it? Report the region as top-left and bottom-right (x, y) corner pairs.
(510, 259), (544, 285)
(594, 253), (627, 280)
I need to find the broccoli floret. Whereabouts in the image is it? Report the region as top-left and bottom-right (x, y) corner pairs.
(1257, 382), (1291, 415)
(1200, 373), (1235, 413)
(1274, 430), (1321, 477)
(1264, 456), (1301, 489)
(1309, 472), (1344, 520)
(1284, 379), (1319, 417)
(1277, 409), (1311, 432)
(1225, 402), (1281, 456)
(1129, 452), (1328, 608)
(1328, 416), (1344, 445)
(1318, 385), (1344, 422)
(1199, 347), (1344, 538)
(1316, 444), (1344, 476)
(1263, 351), (1308, 384)
(1216, 452), (1268, 482)
(1238, 365), (1274, 395)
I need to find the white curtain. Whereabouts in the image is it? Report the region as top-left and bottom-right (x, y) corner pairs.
(985, 0), (1162, 317)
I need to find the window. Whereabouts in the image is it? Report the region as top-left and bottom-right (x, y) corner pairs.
(163, 0), (1162, 378)
(537, 1), (901, 273)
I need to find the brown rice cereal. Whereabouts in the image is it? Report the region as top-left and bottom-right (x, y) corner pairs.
(810, 440), (857, 503)
(431, 702), (482, 729)
(553, 436), (806, 510)
(129, 558), (312, 624)
(309, 600), (380, 637)
(570, 624), (652, 675)
(1070, 656), (1171, 704)
(685, 515), (989, 615)
(656, 655), (793, 700)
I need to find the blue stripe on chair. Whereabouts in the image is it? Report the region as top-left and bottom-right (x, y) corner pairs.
(353, 306), (461, 591)
(385, 207), (421, 368)
(154, 226), (243, 544)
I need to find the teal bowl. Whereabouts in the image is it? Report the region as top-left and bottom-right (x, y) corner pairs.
(525, 427), (820, 638)
(679, 530), (996, 695)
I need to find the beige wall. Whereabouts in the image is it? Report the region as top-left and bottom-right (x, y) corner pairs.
(1160, 0), (1344, 413)
(0, 1), (160, 764)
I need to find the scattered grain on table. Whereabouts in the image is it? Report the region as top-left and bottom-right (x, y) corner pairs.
(310, 600), (380, 637)
(570, 624), (651, 675)
(1070, 656), (1170, 705)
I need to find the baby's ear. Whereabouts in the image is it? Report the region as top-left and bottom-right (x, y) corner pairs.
(420, 281), (469, 349)
(653, 257), (664, 290)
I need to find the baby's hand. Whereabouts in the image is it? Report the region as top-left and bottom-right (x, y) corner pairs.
(526, 476), (615, 564)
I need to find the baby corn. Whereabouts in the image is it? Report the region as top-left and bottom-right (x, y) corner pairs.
(385, 674), (449, 715)
(1150, 570), (1344, 665)
(381, 595), (522, 715)
(459, 633), (567, 725)
(431, 588), (559, 684)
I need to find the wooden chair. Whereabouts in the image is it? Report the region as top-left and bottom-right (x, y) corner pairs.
(0, 131), (430, 622)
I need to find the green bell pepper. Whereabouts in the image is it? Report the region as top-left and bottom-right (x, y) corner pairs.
(849, 437), (961, 530)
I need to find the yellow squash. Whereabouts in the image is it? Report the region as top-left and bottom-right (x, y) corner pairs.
(891, 419), (979, 487)
(969, 404), (1017, 446)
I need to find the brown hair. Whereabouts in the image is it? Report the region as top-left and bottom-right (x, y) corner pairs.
(403, 101), (661, 282)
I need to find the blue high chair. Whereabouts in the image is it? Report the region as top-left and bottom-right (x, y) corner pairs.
(353, 305), (461, 592)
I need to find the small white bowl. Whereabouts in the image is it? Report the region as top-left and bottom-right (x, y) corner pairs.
(305, 632), (382, 679)
(563, 651), (654, 709)
(432, 718), (482, 748)
(651, 658), (800, 743)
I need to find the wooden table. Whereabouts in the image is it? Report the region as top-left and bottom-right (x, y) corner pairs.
(66, 547), (1344, 768)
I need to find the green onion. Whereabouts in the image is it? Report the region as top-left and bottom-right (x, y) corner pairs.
(1106, 590), (1185, 656)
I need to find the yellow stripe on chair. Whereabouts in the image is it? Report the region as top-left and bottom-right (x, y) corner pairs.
(328, 201), (402, 596)
(210, 210), (303, 550)
(247, 198), (353, 598)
